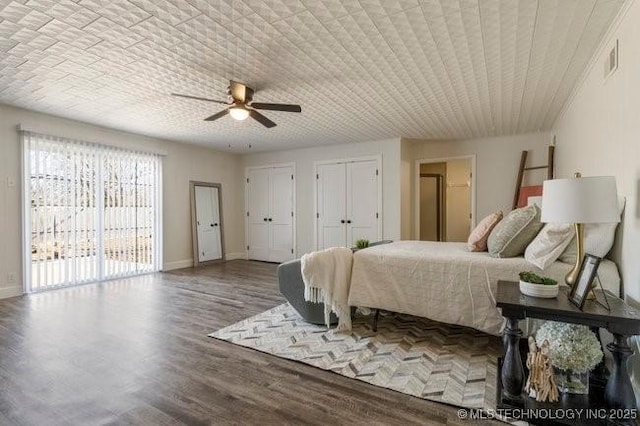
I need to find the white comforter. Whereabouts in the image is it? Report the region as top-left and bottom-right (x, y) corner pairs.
(347, 241), (620, 336)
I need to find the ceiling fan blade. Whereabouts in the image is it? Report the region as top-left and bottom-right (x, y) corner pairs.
(204, 109), (229, 121)
(250, 103), (301, 113)
(250, 109), (276, 128)
(171, 93), (228, 104)
(229, 80), (247, 103)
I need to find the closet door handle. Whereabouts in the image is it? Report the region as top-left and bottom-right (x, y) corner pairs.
(346, 220), (352, 224)
(340, 220), (345, 224)
(268, 218), (273, 222)
(263, 218), (268, 222)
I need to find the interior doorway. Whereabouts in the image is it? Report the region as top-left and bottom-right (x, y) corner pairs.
(415, 156), (475, 242)
(419, 166), (445, 241)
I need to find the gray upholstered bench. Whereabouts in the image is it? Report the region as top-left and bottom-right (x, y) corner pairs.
(277, 240), (393, 325)
(277, 258), (337, 325)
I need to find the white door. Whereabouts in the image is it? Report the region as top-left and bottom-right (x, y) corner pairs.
(269, 166), (294, 262)
(195, 186), (222, 262)
(346, 160), (379, 246)
(317, 163), (347, 249)
(445, 159), (472, 242)
(247, 168), (270, 261)
(209, 187), (222, 260)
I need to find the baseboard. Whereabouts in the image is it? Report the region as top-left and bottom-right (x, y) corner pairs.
(163, 259), (194, 271)
(0, 286), (23, 299)
(225, 252), (247, 261)
(163, 254), (248, 269)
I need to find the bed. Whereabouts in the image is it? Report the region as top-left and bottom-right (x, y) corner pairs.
(347, 241), (621, 336)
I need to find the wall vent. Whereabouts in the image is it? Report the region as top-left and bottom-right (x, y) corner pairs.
(604, 39), (618, 79)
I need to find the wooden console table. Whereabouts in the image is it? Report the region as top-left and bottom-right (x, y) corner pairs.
(496, 280), (640, 426)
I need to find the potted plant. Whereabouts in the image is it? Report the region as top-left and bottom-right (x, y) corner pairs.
(518, 271), (559, 298)
(354, 239), (370, 251)
(535, 321), (603, 394)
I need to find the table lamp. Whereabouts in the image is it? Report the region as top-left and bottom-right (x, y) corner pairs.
(540, 173), (619, 286)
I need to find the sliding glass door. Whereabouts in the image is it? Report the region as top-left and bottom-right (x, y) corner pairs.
(22, 131), (162, 292)
(102, 149), (160, 278)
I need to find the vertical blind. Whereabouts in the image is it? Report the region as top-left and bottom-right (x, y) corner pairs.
(22, 131), (162, 292)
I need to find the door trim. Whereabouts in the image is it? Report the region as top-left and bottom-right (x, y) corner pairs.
(313, 155), (382, 251)
(413, 155), (476, 240)
(244, 163), (296, 260)
(190, 181), (225, 267)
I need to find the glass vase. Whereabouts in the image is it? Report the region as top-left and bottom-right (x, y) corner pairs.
(555, 368), (589, 394)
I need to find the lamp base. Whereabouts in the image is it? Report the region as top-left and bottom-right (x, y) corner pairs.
(565, 222), (596, 299)
(565, 266), (579, 288)
(565, 223), (584, 288)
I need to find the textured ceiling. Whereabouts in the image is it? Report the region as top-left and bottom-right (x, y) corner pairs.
(0, 0), (625, 153)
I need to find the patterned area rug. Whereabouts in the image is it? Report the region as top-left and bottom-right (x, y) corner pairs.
(210, 304), (503, 411)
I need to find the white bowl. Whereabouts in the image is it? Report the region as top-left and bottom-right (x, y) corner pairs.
(519, 280), (559, 298)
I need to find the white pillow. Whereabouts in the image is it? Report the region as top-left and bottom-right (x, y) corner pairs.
(525, 223), (574, 269)
(559, 224), (617, 262)
(559, 196), (626, 263)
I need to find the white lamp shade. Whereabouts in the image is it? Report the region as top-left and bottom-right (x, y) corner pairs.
(541, 176), (619, 224)
(229, 106), (249, 120)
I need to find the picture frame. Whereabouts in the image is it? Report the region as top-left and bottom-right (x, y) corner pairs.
(568, 253), (602, 310)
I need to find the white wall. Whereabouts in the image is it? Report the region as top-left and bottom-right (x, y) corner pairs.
(551, 1), (640, 403)
(552, 0), (639, 305)
(241, 138), (402, 256)
(400, 140), (413, 240)
(0, 104), (244, 298)
(401, 132), (553, 239)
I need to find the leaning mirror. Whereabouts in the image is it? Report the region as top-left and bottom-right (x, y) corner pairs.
(190, 181), (225, 266)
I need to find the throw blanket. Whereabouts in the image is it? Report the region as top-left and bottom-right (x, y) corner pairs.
(300, 247), (353, 331)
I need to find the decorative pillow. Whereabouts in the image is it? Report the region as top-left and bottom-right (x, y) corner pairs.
(487, 204), (543, 258)
(468, 210), (503, 252)
(524, 223), (574, 269)
(559, 196), (626, 263)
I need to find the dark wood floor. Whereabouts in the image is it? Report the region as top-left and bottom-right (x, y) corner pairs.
(0, 260), (503, 425)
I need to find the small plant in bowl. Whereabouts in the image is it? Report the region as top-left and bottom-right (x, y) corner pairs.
(519, 271), (558, 285)
(355, 239), (370, 249)
(519, 271), (559, 298)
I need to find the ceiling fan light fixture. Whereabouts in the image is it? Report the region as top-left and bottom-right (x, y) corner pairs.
(229, 106), (249, 121)
(172, 81), (300, 127)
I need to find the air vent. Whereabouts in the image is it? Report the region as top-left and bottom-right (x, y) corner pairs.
(604, 39), (618, 79)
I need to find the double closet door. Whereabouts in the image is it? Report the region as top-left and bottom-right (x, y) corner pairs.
(246, 165), (295, 263)
(316, 159), (380, 250)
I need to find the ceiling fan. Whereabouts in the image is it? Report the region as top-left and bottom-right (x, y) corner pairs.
(171, 81), (301, 128)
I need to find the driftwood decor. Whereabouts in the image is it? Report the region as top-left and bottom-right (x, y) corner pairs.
(524, 336), (559, 402)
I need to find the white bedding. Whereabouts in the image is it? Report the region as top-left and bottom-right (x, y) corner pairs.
(347, 241), (620, 336)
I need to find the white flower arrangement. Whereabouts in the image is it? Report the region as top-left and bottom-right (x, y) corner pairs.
(535, 321), (603, 373)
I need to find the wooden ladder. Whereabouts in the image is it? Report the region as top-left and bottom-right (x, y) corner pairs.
(512, 145), (555, 210)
